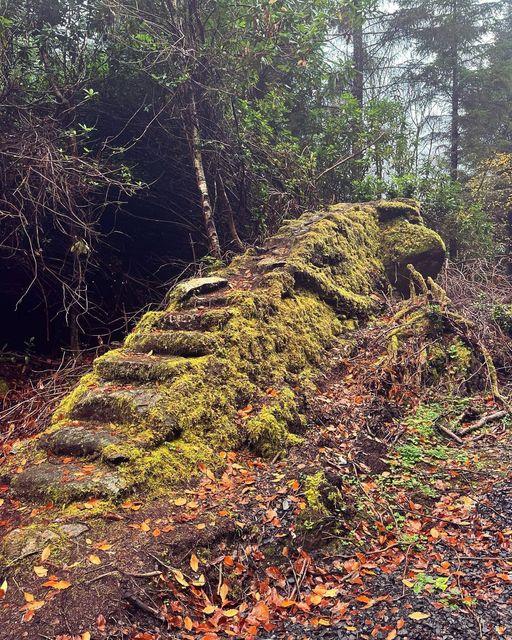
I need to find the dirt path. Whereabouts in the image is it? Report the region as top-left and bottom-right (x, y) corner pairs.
(1, 313), (512, 640)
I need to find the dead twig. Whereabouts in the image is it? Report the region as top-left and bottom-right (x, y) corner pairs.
(437, 423), (464, 445)
(459, 410), (507, 436)
(124, 594), (165, 622)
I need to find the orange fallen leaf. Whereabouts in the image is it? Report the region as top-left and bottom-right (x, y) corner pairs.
(42, 578), (71, 590)
(219, 582), (229, 604)
(251, 601), (270, 623)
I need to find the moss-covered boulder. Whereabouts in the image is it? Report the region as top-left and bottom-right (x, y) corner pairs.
(6, 201), (445, 504)
(377, 200), (446, 291)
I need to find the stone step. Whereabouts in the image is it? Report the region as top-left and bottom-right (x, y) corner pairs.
(181, 292), (231, 310)
(155, 308), (233, 332)
(93, 349), (207, 383)
(172, 276), (229, 301)
(125, 330), (218, 357)
(11, 460), (126, 502)
(39, 422), (122, 460)
(70, 383), (179, 437)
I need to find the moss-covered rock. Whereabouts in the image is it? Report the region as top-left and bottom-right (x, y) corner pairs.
(125, 329), (219, 356)
(9, 201), (445, 504)
(381, 219), (446, 291)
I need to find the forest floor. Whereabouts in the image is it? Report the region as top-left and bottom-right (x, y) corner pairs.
(1, 307), (512, 640)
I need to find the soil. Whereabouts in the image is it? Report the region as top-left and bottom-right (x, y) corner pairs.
(1, 317), (512, 640)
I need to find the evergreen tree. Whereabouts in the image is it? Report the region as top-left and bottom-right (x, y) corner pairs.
(461, 3), (512, 166)
(389, 0), (498, 179)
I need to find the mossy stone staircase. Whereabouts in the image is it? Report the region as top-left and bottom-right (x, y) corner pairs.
(4, 201), (445, 505)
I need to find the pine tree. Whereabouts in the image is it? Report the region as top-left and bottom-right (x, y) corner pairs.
(390, 0), (499, 179)
(461, 4), (512, 166)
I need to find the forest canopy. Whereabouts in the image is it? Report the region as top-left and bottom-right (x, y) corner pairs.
(1, 0), (511, 350)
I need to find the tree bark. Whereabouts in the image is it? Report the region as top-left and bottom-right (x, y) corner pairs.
(351, 0), (365, 181)
(184, 86), (222, 258)
(449, 0), (460, 181)
(216, 175), (244, 252)
(352, 3), (364, 111)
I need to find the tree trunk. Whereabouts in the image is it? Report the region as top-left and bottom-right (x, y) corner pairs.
(449, 0), (460, 181)
(352, 4), (364, 110)
(351, 0), (365, 181)
(216, 175), (244, 252)
(184, 86), (222, 258)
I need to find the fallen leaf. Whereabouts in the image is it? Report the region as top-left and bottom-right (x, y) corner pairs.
(190, 553), (199, 572)
(223, 608), (239, 618)
(42, 578), (71, 590)
(89, 554), (101, 565)
(203, 605), (216, 614)
(251, 601), (270, 623)
(41, 546), (51, 562)
(96, 613), (106, 632)
(174, 497), (187, 506)
(172, 569), (189, 587)
(219, 582), (229, 604)
(409, 611), (430, 620)
(33, 566), (48, 577)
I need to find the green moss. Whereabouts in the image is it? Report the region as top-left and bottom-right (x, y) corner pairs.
(116, 435), (221, 494)
(285, 206), (384, 318)
(94, 349), (209, 382)
(376, 199), (422, 223)
(298, 470), (346, 531)
(52, 373), (99, 424)
(447, 338), (472, 376)
(381, 219), (446, 273)
(303, 471), (330, 517)
(27, 200), (446, 504)
(125, 330), (219, 356)
(245, 389), (305, 457)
